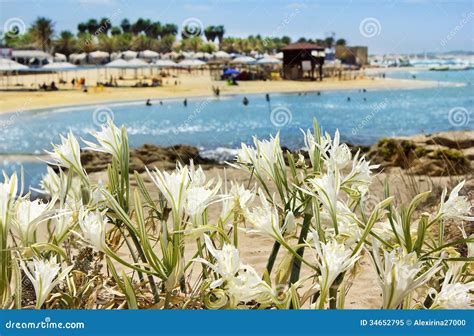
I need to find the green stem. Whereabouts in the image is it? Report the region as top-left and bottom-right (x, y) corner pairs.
(289, 212), (312, 285)
(265, 241), (281, 275)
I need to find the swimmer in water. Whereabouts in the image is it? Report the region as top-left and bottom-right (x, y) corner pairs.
(184, 98), (187, 107)
(242, 97), (249, 106)
(146, 99), (152, 106)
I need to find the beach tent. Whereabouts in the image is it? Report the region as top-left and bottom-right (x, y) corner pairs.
(128, 58), (149, 67)
(178, 59), (206, 67)
(69, 53), (87, 64)
(89, 51), (109, 61)
(0, 58), (29, 71)
(154, 59), (177, 68)
(139, 50), (159, 59)
(105, 59), (130, 68)
(230, 56), (257, 65)
(257, 57), (282, 65)
(42, 62), (77, 70)
(121, 50), (138, 60)
(214, 51), (231, 59)
(54, 53), (67, 62)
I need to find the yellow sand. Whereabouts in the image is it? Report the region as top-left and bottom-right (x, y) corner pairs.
(0, 69), (440, 114)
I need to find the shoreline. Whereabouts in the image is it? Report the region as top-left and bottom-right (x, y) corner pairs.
(0, 74), (447, 115)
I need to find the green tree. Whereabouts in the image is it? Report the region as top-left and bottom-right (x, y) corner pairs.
(335, 38), (346, 46)
(120, 19), (131, 33)
(55, 30), (75, 55)
(77, 22), (87, 35)
(86, 19), (99, 35)
(214, 25), (225, 44)
(30, 17), (54, 51)
(204, 25), (216, 42)
(111, 26), (121, 36)
(161, 23), (178, 37)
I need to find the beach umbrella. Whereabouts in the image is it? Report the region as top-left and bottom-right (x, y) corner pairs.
(42, 62), (77, 70)
(54, 53), (67, 62)
(128, 58), (149, 67)
(223, 68), (240, 76)
(139, 50), (159, 59)
(105, 59), (130, 68)
(69, 53), (87, 64)
(214, 51), (231, 59)
(110, 52), (120, 61)
(0, 58), (29, 71)
(257, 57), (282, 65)
(230, 56), (257, 65)
(121, 50), (138, 60)
(89, 51), (109, 60)
(178, 59), (206, 67)
(154, 59), (177, 68)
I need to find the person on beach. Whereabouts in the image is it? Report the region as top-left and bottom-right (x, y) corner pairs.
(265, 93), (270, 102)
(146, 99), (152, 106)
(242, 97), (249, 106)
(160, 100), (163, 105)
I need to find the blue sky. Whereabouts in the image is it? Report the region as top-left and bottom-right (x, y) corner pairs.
(0, 0), (473, 54)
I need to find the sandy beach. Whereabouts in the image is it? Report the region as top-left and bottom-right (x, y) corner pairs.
(0, 69), (443, 114)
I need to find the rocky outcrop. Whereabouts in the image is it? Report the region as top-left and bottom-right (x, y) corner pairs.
(367, 131), (473, 176)
(80, 144), (218, 174)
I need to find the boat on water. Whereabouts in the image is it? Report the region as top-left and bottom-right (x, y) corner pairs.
(429, 65), (449, 71)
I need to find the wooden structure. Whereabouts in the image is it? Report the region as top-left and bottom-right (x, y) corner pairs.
(281, 43), (325, 80)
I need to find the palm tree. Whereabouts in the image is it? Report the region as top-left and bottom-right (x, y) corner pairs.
(214, 25), (225, 44)
(55, 30), (75, 55)
(30, 17), (54, 51)
(86, 19), (99, 35)
(111, 26), (121, 36)
(99, 17), (111, 35)
(161, 23), (178, 37)
(204, 26), (216, 42)
(77, 22), (87, 35)
(120, 19), (131, 33)
(335, 38), (347, 46)
(131, 18), (145, 35)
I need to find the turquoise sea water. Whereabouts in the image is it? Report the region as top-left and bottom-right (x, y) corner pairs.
(1, 69), (473, 189)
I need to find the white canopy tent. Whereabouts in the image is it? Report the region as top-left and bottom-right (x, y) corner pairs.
(53, 53), (67, 62)
(0, 58), (29, 72)
(178, 59), (206, 67)
(257, 57), (282, 65)
(139, 50), (159, 59)
(89, 51), (109, 61)
(230, 56), (257, 65)
(154, 59), (177, 68)
(69, 53), (87, 64)
(121, 50), (138, 60)
(42, 62), (77, 70)
(214, 51), (231, 59)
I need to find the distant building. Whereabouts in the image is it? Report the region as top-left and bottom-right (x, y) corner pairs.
(335, 46), (368, 66)
(281, 42), (325, 80)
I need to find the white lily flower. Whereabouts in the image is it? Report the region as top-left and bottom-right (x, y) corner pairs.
(343, 151), (379, 190)
(78, 208), (107, 252)
(437, 181), (473, 221)
(220, 181), (255, 224)
(244, 192), (283, 241)
(83, 119), (123, 160)
(0, 171), (17, 229)
(147, 164), (190, 226)
(185, 181), (222, 225)
(429, 265), (474, 309)
(196, 236), (273, 305)
(20, 258), (73, 309)
(371, 241), (443, 309)
(317, 130), (352, 170)
(310, 231), (361, 304)
(13, 199), (50, 245)
(302, 129), (318, 168)
(460, 225), (474, 258)
(39, 166), (62, 198)
(46, 131), (85, 177)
